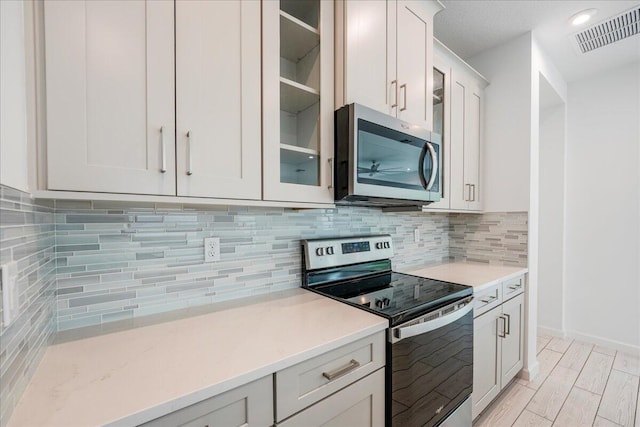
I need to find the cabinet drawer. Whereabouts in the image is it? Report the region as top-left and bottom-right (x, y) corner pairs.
(277, 368), (385, 427)
(275, 331), (385, 422)
(502, 275), (525, 301)
(474, 285), (502, 318)
(141, 375), (273, 427)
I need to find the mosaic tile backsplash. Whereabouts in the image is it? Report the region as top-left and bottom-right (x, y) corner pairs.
(449, 212), (529, 266)
(0, 186), (56, 426)
(53, 201), (452, 331)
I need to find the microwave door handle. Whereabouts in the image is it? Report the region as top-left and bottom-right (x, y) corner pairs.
(425, 142), (438, 190)
(418, 144), (429, 190)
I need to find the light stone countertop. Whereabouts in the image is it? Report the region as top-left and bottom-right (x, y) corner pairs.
(7, 289), (387, 427)
(400, 261), (528, 292)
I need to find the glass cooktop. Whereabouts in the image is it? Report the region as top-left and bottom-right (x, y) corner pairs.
(309, 271), (472, 326)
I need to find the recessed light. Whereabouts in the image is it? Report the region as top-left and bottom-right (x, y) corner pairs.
(308, 155), (314, 159)
(569, 9), (597, 26)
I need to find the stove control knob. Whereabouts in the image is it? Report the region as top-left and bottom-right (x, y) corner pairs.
(375, 299), (385, 308)
(382, 297), (391, 307)
(326, 246), (335, 255)
(375, 242), (383, 249)
(315, 247), (324, 256)
(383, 241), (391, 249)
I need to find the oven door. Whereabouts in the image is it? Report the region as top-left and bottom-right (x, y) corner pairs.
(387, 298), (473, 427)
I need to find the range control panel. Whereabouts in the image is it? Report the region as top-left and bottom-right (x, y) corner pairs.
(303, 235), (394, 270)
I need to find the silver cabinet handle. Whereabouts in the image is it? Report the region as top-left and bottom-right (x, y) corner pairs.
(425, 142), (438, 190)
(504, 313), (511, 335)
(186, 131), (193, 176)
(322, 359), (360, 381)
(400, 83), (407, 111)
(498, 316), (507, 338)
(471, 184), (476, 201)
(480, 295), (497, 304)
(391, 80), (398, 108)
(328, 157), (334, 189)
(160, 126), (167, 173)
(465, 184), (471, 201)
(508, 284), (522, 290)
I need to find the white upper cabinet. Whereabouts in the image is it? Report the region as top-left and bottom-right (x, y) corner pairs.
(336, 0), (442, 131)
(425, 40), (488, 212)
(44, 0), (175, 195)
(262, 0), (335, 203)
(1, 0), (30, 192)
(336, 0), (393, 116)
(450, 69), (484, 211)
(175, 0), (261, 200)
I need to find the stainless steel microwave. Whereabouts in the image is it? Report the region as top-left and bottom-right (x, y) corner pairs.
(334, 103), (442, 207)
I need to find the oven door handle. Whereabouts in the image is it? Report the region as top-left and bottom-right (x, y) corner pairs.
(390, 298), (474, 344)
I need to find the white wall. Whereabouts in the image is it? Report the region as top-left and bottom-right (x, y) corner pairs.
(538, 96), (565, 334)
(468, 33), (532, 213)
(565, 62), (640, 352)
(0, 0), (30, 192)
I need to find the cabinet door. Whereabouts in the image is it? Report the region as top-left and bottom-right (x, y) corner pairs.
(450, 70), (483, 211)
(465, 82), (483, 211)
(501, 293), (525, 387)
(141, 376), (273, 427)
(472, 306), (502, 420)
(44, 0), (175, 195)
(175, 0), (261, 199)
(262, 0), (334, 203)
(449, 69), (467, 210)
(423, 55), (451, 210)
(337, 0), (396, 116)
(396, 0), (432, 130)
(277, 369), (385, 427)
(1, 0), (29, 192)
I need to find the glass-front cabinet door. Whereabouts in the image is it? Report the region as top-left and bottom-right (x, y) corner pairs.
(262, 0), (334, 204)
(424, 52), (451, 209)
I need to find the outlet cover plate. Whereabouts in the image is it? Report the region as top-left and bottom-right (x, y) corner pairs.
(1, 262), (19, 326)
(204, 238), (220, 262)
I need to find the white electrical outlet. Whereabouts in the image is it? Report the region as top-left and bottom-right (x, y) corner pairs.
(414, 228), (420, 243)
(204, 237), (220, 262)
(1, 262), (19, 326)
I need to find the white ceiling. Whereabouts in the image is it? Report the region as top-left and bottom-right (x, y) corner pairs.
(434, 0), (640, 82)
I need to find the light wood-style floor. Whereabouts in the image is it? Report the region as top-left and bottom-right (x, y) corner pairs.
(474, 336), (640, 427)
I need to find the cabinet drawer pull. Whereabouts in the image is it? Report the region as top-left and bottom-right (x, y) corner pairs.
(471, 184), (476, 201)
(480, 295), (497, 304)
(498, 316), (507, 338)
(400, 83), (407, 111)
(504, 313), (511, 335)
(160, 126), (167, 173)
(186, 131), (193, 176)
(508, 284), (521, 290)
(322, 359), (360, 381)
(391, 80), (398, 108)
(328, 157), (334, 189)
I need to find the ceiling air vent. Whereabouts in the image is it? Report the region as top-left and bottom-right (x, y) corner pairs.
(572, 6), (640, 54)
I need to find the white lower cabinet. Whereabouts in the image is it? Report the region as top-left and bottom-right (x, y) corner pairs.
(141, 375), (273, 427)
(276, 330), (385, 426)
(276, 368), (385, 427)
(142, 330), (385, 427)
(472, 278), (525, 419)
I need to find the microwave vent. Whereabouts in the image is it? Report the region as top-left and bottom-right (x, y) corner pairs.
(572, 6), (640, 54)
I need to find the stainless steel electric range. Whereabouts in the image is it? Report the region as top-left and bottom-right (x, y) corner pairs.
(302, 235), (474, 427)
